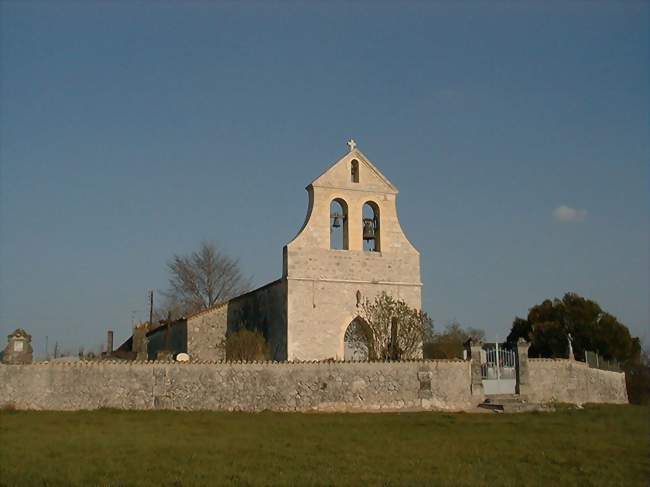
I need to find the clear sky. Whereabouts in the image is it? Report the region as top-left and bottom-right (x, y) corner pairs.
(1, 1), (648, 355)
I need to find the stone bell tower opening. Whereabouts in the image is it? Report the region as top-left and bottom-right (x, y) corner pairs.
(362, 201), (380, 252)
(330, 198), (349, 250)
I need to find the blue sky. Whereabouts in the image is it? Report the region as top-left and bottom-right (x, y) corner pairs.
(1, 1), (648, 355)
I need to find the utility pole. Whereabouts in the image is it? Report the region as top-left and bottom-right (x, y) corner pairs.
(149, 290), (154, 325)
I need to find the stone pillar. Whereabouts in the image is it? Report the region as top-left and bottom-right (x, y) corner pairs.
(465, 338), (484, 397)
(2, 329), (34, 365)
(132, 324), (149, 361)
(106, 330), (114, 354)
(516, 338), (531, 396)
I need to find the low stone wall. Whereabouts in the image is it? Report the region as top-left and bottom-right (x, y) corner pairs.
(527, 359), (628, 404)
(0, 360), (473, 412)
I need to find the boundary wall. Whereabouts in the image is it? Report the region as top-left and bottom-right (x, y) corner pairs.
(0, 358), (628, 412)
(527, 358), (628, 404)
(0, 360), (473, 412)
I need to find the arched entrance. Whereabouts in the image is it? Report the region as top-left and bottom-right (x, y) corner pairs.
(344, 318), (371, 361)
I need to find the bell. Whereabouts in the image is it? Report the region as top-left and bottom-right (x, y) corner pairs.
(332, 214), (342, 228)
(363, 218), (375, 240)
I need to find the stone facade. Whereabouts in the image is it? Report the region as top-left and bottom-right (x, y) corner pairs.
(178, 144), (421, 362)
(186, 280), (286, 361)
(0, 360), (472, 412)
(283, 146), (421, 360)
(2, 329), (33, 365)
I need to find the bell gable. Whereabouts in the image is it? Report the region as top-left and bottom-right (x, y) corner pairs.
(309, 146), (398, 195)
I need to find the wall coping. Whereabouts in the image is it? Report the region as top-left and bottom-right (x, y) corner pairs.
(528, 358), (575, 362)
(0, 359), (468, 368)
(528, 358), (625, 377)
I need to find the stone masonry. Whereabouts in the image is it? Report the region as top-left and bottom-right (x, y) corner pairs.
(175, 143), (422, 362)
(527, 358), (628, 404)
(2, 329), (33, 365)
(0, 360), (472, 412)
(283, 145), (421, 360)
(0, 358), (628, 411)
(186, 280), (286, 361)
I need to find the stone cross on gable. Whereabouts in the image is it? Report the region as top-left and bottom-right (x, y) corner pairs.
(347, 139), (357, 152)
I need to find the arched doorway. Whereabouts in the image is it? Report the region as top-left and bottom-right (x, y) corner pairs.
(344, 318), (371, 361)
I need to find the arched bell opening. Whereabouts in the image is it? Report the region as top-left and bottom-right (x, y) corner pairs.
(330, 198), (349, 250)
(344, 318), (371, 361)
(362, 201), (380, 252)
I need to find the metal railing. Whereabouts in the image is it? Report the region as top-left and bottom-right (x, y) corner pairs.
(584, 350), (621, 372)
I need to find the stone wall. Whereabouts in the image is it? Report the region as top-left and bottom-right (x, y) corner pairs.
(0, 360), (473, 412)
(186, 280), (286, 362)
(146, 322), (187, 360)
(527, 359), (628, 404)
(186, 306), (228, 362)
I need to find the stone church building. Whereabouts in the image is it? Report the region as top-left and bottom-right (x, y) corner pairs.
(119, 142), (421, 362)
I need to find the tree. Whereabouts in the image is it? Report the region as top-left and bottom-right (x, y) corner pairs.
(625, 346), (650, 405)
(352, 293), (431, 360)
(221, 329), (270, 362)
(506, 292), (641, 367)
(162, 241), (251, 318)
(423, 321), (485, 359)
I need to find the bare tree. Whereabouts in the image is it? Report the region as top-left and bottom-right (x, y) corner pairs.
(423, 320), (485, 359)
(350, 292), (431, 360)
(162, 241), (251, 318)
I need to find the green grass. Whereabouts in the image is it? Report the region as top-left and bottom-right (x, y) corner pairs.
(0, 405), (647, 487)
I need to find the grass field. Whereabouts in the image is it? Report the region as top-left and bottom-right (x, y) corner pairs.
(0, 405), (647, 487)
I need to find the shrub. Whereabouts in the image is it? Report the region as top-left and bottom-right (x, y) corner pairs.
(222, 329), (270, 362)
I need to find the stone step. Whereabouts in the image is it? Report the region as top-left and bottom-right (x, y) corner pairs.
(479, 394), (548, 413)
(485, 394), (529, 404)
(477, 402), (504, 413)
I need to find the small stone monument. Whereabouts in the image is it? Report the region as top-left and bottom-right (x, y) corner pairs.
(2, 328), (34, 365)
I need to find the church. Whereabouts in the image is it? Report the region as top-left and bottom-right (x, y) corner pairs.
(119, 141), (422, 361)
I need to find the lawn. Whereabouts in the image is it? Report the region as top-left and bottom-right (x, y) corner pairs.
(0, 405), (647, 487)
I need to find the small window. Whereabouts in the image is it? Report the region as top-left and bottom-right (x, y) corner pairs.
(351, 160), (359, 183)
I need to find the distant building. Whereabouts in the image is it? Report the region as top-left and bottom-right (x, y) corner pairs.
(2, 328), (33, 365)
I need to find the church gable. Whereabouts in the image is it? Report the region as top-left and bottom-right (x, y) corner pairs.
(310, 142), (398, 194)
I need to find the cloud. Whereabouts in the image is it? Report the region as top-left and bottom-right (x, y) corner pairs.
(553, 205), (587, 223)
